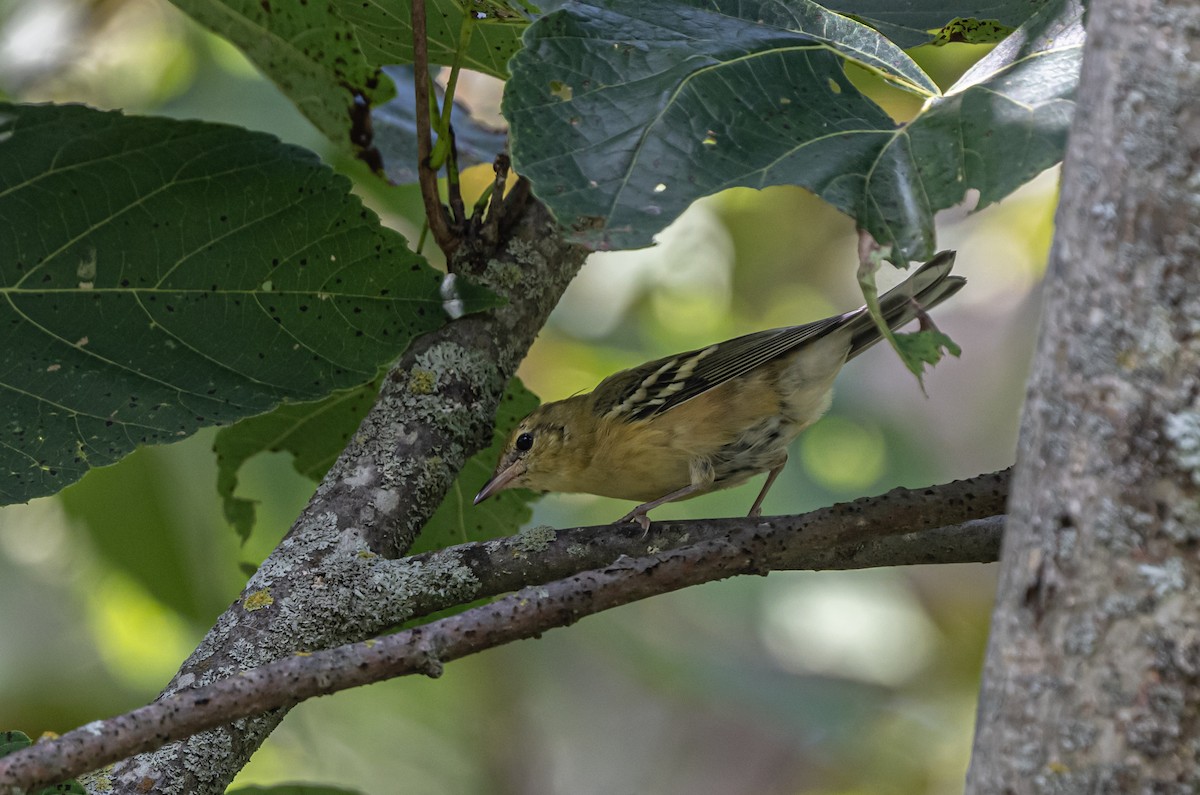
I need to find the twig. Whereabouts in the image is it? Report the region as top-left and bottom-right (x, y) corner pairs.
(411, 0), (458, 257)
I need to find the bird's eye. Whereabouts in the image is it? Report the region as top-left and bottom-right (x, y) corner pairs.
(515, 432), (534, 451)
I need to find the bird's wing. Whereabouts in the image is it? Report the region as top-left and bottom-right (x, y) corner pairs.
(592, 313), (854, 421)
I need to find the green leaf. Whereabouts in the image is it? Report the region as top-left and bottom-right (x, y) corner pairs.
(167, 0), (395, 149)
(895, 328), (962, 371)
(927, 17), (1016, 45)
(857, 249), (961, 390)
(0, 103), (449, 505)
(855, 0), (1083, 258)
(214, 381), (380, 542)
(0, 730), (31, 757)
(825, 0), (1042, 47)
(412, 378), (540, 553)
(504, 0), (934, 248)
(505, 0), (1080, 262)
(168, 0), (520, 164)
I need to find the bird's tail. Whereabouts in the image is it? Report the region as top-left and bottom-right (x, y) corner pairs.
(845, 250), (965, 360)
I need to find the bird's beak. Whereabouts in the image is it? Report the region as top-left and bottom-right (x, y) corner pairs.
(474, 461), (523, 505)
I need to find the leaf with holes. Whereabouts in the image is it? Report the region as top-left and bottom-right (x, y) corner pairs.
(0, 103), (468, 506)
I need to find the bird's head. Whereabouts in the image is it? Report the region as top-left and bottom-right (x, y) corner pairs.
(473, 399), (583, 504)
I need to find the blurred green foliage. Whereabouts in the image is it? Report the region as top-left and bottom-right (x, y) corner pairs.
(0, 2), (1053, 793)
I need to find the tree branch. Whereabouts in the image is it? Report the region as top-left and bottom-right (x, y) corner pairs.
(94, 197), (586, 794)
(0, 472), (1007, 793)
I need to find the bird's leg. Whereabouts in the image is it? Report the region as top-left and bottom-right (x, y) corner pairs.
(619, 458), (716, 532)
(619, 483), (707, 532)
(747, 456), (787, 517)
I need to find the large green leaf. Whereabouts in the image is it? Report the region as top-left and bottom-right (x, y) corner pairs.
(0, 103), (452, 505)
(853, 0), (1083, 257)
(505, 0), (1081, 261)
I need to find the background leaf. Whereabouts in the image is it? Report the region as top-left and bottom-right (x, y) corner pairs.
(167, 0), (395, 150)
(853, 0), (1083, 257)
(340, 0), (529, 80)
(214, 377), (540, 548)
(0, 731), (84, 794)
(412, 378), (540, 553)
(214, 381), (380, 542)
(0, 103), (452, 505)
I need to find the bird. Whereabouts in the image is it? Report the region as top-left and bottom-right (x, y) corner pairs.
(474, 251), (964, 530)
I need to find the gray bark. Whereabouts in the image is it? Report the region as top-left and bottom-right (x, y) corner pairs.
(965, 0), (1200, 790)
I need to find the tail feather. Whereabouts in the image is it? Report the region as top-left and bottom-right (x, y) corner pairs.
(846, 251), (965, 359)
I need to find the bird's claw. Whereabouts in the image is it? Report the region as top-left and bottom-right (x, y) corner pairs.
(617, 509), (652, 536)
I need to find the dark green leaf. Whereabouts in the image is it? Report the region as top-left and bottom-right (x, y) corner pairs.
(504, 0), (931, 249)
(0, 103), (450, 505)
(505, 0), (1080, 262)
(855, 0), (1083, 257)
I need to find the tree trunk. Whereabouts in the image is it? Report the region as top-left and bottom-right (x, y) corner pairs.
(966, 0), (1200, 791)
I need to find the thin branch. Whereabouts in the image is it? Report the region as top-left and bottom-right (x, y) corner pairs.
(412, 0), (457, 257)
(392, 468), (1011, 624)
(0, 472), (1008, 793)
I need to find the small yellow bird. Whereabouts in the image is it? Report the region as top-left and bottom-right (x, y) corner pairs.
(475, 251), (964, 529)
